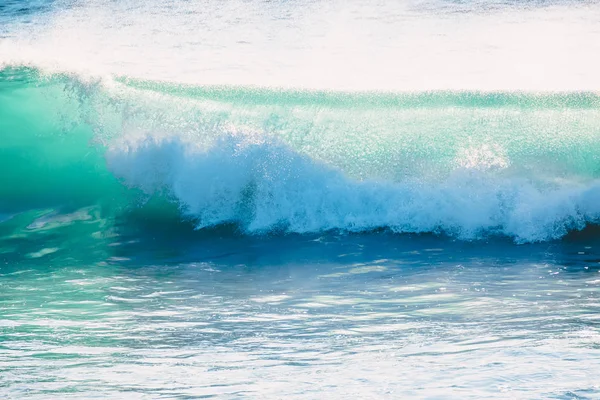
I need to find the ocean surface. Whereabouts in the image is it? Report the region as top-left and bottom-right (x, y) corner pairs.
(2, 0), (600, 398)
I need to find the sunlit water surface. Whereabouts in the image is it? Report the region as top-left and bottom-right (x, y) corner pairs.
(2, 226), (600, 399)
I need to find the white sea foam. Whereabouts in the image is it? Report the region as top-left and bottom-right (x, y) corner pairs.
(2, 0), (600, 90)
(106, 131), (600, 242)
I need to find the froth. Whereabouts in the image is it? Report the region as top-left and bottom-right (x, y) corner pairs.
(107, 132), (600, 242)
(2, 0), (600, 90)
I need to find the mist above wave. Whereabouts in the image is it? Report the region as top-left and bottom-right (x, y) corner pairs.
(2, 0), (600, 90)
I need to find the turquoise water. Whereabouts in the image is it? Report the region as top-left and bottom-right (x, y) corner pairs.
(3, 230), (600, 398)
(3, 68), (600, 241)
(3, 0), (600, 398)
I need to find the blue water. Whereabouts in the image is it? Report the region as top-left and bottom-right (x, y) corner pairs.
(2, 0), (600, 398)
(3, 231), (600, 398)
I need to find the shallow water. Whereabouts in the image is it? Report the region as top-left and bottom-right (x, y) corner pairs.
(2, 227), (600, 398)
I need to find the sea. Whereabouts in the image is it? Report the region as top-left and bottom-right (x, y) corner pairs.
(2, 0), (600, 398)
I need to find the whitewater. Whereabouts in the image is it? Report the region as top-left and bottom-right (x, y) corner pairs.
(2, 1), (600, 399)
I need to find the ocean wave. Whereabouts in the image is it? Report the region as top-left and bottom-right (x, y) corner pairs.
(2, 67), (600, 242)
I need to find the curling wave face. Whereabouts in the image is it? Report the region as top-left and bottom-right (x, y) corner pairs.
(2, 68), (600, 242)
